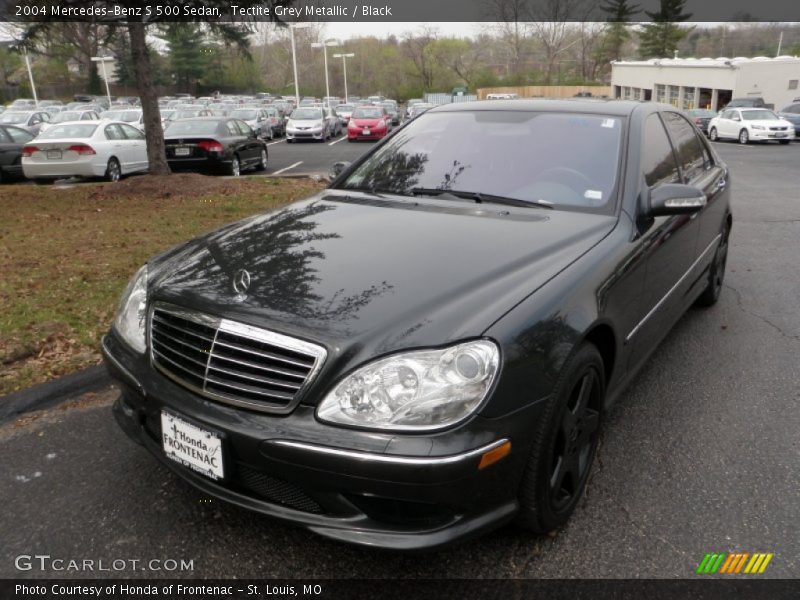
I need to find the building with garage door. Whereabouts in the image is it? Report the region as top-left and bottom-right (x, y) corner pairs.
(611, 56), (800, 111)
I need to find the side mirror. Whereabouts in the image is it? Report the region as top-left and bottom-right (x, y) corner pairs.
(649, 183), (707, 217)
(329, 161), (351, 180)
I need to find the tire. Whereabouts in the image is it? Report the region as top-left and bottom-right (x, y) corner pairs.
(695, 220), (730, 307)
(709, 127), (719, 142)
(738, 129), (749, 144)
(517, 343), (604, 534)
(104, 158), (121, 182)
(228, 155), (241, 177)
(255, 148), (267, 171)
(779, 140), (790, 145)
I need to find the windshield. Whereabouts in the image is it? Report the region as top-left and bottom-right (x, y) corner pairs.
(38, 123), (98, 139)
(291, 108), (323, 120)
(353, 107), (384, 119)
(336, 104), (354, 112)
(164, 120), (220, 135)
(338, 111), (623, 213)
(0, 112), (29, 124)
(742, 110), (778, 120)
(231, 110), (258, 120)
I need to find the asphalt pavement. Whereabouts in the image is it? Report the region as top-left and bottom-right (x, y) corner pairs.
(260, 132), (373, 177)
(1, 141), (798, 579)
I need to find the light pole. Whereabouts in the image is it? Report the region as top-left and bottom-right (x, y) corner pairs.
(332, 52), (355, 104)
(22, 47), (39, 108)
(91, 55), (115, 108)
(288, 23), (311, 107)
(311, 39), (339, 108)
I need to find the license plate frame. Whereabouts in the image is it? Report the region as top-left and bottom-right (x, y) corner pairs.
(46, 149), (62, 160)
(160, 410), (225, 481)
(174, 147), (191, 156)
(363, 128), (371, 135)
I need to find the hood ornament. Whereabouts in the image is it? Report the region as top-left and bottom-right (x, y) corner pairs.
(232, 269), (251, 299)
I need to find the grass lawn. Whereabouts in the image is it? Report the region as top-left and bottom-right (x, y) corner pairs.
(0, 174), (324, 396)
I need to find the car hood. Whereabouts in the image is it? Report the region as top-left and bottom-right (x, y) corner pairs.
(350, 118), (383, 126)
(149, 192), (617, 370)
(747, 119), (792, 127)
(290, 119), (323, 127)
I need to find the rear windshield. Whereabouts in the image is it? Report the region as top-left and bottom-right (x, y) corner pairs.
(38, 124), (98, 139)
(339, 111), (624, 213)
(52, 111), (82, 122)
(103, 110), (140, 122)
(336, 105), (355, 112)
(353, 107), (384, 118)
(165, 120), (221, 135)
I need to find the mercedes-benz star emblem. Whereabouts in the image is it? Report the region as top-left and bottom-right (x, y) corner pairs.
(232, 269), (251, 297)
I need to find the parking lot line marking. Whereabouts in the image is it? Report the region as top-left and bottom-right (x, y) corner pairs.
(267, 139), (284, 146)
(328, 136), (347, 146)
(272, 161), (303, 175)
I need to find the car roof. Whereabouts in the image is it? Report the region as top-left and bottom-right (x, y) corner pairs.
(430, 99), (645, 117)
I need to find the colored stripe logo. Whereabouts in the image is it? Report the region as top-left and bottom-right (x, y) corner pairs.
(696, 552), (773, 574)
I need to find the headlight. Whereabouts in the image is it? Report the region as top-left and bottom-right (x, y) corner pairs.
(751, 125), (765, 130)
(113, 265), (148, 353)
(316, 340), (500, 431)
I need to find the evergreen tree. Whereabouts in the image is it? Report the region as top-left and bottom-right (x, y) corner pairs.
(639, 0), (692, 59)
(158, 24), (207, 91)
(600, 0), (640, 62)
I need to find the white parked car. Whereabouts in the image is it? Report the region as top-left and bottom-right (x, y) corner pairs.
(22, 120), (148, 183)
(285, 107), (335, 142)
(708, 108), (795, 145)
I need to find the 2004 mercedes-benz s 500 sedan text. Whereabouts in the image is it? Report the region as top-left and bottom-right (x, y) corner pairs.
(103, 100), (731, 550)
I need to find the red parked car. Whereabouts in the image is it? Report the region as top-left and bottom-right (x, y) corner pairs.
(347, 105), (391, 141)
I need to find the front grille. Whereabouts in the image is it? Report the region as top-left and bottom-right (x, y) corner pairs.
(150, 304), (326, 414)
(236, 465), (324, 514)
(769, 126), (788, 131)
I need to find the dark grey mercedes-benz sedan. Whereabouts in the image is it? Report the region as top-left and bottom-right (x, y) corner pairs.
(103, 100), (731, 550)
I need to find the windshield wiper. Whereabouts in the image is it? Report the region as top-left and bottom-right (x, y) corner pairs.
(409, 188), (553, 209)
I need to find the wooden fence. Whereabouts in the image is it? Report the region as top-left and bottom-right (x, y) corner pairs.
(477, 85), (612, 100)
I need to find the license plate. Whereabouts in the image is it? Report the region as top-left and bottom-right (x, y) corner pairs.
(174, 147), (191, 156)
(363, 128), (371, 135)
(46, 150), (62, 160)
(161, 411), (224, 480)
(774, 133), (786, 138)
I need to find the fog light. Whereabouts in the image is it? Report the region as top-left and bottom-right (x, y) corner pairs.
(478, 440), (511, 470)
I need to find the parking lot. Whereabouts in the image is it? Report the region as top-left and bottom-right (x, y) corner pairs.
(1, 140), (798, 579)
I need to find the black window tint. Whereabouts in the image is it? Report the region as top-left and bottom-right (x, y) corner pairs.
(0, 128), (10, 142)
(119, 124), (144, 140)
(642, 114), (680, 187)
(663, 112), (706, 181)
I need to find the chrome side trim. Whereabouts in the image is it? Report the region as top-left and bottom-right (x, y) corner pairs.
(625, 234), (721, 343)
(270, 438), (510, 466)
(101, 335), (145, 396)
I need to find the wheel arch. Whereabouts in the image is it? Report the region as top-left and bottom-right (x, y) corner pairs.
(582, 323), (616, 389)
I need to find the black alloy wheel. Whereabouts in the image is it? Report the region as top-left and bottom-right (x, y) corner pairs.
(517, 343), (604, 533)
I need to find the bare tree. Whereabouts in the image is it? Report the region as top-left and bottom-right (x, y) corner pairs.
(527, 0), (592, 84)
(402, 26), (439, 91)
(484, 0), (532, 77)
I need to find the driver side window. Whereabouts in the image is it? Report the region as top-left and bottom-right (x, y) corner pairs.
(642, 114), (680, 188)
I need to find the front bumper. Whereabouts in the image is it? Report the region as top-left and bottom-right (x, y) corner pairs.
(102, 332), (543, 550)
(347, 129), (388, 141)
(749, 129), (795, 140)
(286, 129), (324, 141)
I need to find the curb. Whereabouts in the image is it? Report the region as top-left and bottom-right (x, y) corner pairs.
(0, 365), (112, 423)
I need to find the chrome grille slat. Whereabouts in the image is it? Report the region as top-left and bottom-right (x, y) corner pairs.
(152, 339), (209, 369)
(152, 316), (216, 344)
(149, 304), (326, 414)
(211, 338), (315, 369)
(206, 364), (303, 390)
(209, 352), (307, 380)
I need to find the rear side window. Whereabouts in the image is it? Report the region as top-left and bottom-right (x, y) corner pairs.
(642, 114), (680, 187)
(225, 121), (240, 136)
(235, 120), (252, 136)
(662, 112), (707, 181)
(104, 125), (126, 140)
(5, 126), (33, 143)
